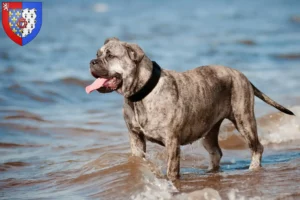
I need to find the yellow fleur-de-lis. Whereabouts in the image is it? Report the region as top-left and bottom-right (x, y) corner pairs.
(11, 17), (17, 22)
(9, 11), (13, 17)
(12, 28), (17, 33)
(16, 11), (21, 17)
(9, 22), (13, 27)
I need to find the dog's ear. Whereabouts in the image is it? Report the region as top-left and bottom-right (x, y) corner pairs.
(124, 43), (145, 63)
(104, 37), (120, 45)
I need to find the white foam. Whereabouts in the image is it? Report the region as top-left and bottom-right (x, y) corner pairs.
(259, 106), (300, 145)
(131, 174), (177, 200)
(131, 169), (260, 200)
(227, 189), (261, 200)
(132, 178), (261, 200)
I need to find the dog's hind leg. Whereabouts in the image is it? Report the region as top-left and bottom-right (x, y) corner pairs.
(202, 120), (223, 171)
(230, 76), (264, 170)
(229, 115), (264, 169)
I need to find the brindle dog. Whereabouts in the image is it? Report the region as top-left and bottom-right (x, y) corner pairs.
(86, 37), (294, 180)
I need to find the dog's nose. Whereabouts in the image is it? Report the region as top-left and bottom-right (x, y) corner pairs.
(90, 59), (98, 65)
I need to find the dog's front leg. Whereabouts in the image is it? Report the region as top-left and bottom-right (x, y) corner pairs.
(166, 136), (180, 180)
(129, 129), (146, 158)
(123, 103), (146, 158)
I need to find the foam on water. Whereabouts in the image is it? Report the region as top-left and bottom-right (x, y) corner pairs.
(131, 177), (176, 200)
(130, 159), (262, 200)
(219, 106), (300, 149)
(132, 174), (262, 200)
(259, 106), (300, 146)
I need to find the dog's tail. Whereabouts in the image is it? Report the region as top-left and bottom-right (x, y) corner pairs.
(251, 83), (294, 115)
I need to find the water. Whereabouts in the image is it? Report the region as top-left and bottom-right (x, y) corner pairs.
(1, 0), (300, 199)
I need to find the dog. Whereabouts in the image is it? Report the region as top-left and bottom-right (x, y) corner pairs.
(86, 37), (294, 180)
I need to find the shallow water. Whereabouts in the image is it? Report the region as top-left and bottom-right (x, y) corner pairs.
(1, 0), (300, 199)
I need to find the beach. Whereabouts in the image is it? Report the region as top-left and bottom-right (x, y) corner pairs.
(1, 0), (300, 199)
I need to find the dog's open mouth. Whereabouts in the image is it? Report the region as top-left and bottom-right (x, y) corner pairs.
(85, 72), (122, 94)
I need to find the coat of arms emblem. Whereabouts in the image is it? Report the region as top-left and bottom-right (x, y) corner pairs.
(2, 2), (42, 46)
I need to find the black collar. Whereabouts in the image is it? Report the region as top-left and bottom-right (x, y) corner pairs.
(128, 61), (161, 102)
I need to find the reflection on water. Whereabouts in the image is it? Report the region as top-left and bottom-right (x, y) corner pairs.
(1, 0), (300, 199)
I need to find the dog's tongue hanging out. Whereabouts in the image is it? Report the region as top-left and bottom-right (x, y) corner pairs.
(85, 78), (108, 94)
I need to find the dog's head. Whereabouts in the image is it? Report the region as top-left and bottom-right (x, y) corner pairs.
(86, 37), (145, 95)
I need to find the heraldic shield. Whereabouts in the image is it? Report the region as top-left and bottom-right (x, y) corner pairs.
(2, 2), (42, 46)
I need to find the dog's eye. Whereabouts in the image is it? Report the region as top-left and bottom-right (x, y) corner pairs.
(96, 51), (103, 58)
(107, 54), (115, 59)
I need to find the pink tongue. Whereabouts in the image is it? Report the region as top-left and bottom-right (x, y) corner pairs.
(85, 78), (108, 94)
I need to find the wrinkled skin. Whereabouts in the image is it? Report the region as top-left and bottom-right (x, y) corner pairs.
(89, 37), (294, 181)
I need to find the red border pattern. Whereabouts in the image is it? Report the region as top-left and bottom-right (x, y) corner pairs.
(2, 2), (22, 46)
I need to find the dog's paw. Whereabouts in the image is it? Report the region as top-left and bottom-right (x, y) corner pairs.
(206, 165), (221, 173)
(167, 174), (180, 182)
(249, 163), (262, 170)
(206, 168), (221, 173)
